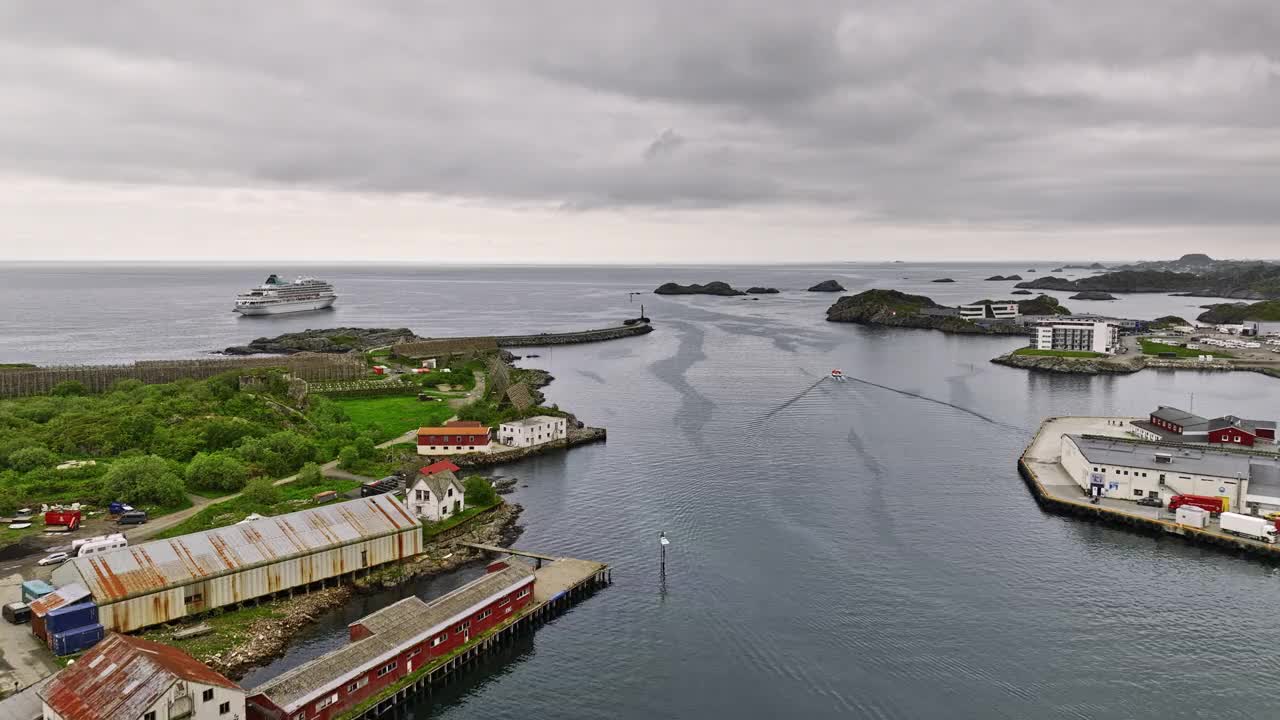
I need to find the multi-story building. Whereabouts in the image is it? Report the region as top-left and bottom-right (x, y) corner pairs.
(498, 415), (568, 448)
(1033, 319), (1120, 354)
(407, 460), (467, 521)
(959, 303), (1019, 321)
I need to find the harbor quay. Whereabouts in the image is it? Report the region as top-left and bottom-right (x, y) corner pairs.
(1019, 416), (1280, 559)
(247, 547), (611, 720)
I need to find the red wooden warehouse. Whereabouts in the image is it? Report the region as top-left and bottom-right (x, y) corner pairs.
(247, 562), (535, 720)
(416, 424), (492, 455)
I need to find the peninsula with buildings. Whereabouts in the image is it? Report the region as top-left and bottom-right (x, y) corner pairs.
(0, 320), (646, 717)
(1019, 405), (1280, 558)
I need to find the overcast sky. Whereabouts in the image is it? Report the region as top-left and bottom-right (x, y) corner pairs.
(2, 1), (1278, 262)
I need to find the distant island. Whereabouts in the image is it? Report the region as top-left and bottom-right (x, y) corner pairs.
(932, 278), (956, 283)
(807, 280), (846, 292)
(824, 289), (1039, 335)
(1062, 263), (1107, 269)
(985, 275), (1023, 281)
(746, 286), (780, 294)
(1196, 300), (1280, 324)
(1013, 254), (1280, 299)
(1069, 291), (1117, 301)
(654, 281), (745, 296)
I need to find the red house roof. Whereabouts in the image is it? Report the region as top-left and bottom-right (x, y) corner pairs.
(420, 460), (461, 476)
(444, 420), (485, 428)
(39, 634), (241, 720)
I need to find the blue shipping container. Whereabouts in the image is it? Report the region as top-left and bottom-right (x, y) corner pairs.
(46, 601), (98, 635)
(21, 580), (54, 604)
(52, 623), (104, 656)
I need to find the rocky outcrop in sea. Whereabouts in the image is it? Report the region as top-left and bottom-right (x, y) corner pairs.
(807, 280), (846, 292)
(654, 281), (745, 296)
(221, 327), (422, 355)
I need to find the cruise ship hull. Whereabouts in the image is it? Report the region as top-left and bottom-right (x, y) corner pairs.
(234, 296), (337, 316)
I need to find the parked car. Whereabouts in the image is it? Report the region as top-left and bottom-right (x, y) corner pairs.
(37, 552), (70, 566)
(1136, 497), (1163, 508)
(116, 510), (148, 525)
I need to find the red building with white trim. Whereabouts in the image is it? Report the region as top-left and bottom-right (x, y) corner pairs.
(416, 424), (492, 456)
(1208, 416), (1277, 447)
(247, 561), (535, 720)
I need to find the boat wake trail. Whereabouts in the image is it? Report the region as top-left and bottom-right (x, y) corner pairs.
(841, 374), (1027, 434)
(759, 377), (828, 420)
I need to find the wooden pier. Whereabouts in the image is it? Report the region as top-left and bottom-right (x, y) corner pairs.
(341, 553), (611, 720)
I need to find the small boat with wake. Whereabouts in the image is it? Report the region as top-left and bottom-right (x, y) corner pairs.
(830, 369), (845, 381)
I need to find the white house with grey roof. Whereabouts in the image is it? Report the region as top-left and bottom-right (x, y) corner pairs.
(497, 415), (567, 448)
(1060, 434), (1280, 512)
(408, 461), (466, 521)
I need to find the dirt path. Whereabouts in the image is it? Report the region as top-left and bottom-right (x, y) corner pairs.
(449, 370), (485, 409)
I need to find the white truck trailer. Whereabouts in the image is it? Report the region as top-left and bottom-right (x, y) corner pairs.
(1219, 512), (1278, 543)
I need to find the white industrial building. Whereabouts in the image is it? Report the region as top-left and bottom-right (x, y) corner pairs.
(51, 494), (423, 632)
(1060, 434), (1280, 512)
(959, 303), (1019, 321)
(498, 415), (568, 448)
(39, 633), (245, 720)
(1033, 319), (1120, 354)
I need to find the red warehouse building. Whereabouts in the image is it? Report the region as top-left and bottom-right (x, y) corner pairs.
(247, 561), (536, 720)
(1208, 416), (1277, 447)
(416, 424), (492, 456)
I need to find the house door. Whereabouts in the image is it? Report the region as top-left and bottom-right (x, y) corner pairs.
(454, 500), (461, 513)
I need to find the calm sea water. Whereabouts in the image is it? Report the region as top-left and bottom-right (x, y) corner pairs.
(3, 263), (1276, 719)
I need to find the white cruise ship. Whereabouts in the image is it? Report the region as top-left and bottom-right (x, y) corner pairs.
(233, 274), (338, 316)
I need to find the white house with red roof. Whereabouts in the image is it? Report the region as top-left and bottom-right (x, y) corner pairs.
(408, 460), (467, 521)
(38, 633), (244, 720)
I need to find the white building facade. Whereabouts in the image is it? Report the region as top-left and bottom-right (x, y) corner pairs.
(1033, 320), (1120, 354)
(1059, 434), (1280, 512)
(498, 416), (568, 448)
(959, 303), (1019, 321)
(408, 470), (466, 521)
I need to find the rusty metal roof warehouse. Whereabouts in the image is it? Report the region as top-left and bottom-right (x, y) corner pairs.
(59, 494), (420, 603)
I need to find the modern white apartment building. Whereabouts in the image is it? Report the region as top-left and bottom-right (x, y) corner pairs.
(1033, 319), (1120, 354)
(959, 303), (1019, 321)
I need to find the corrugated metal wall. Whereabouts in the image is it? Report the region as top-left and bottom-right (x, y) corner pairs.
(98, 527), (422, 632)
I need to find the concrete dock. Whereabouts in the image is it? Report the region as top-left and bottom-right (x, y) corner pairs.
(1019, 416), (1280, 559)
(343, 551), (610, 720)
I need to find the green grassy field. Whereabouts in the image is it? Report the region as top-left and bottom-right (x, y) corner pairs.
(1012, 348), (1104, 358)
(423, 500), (501, 538)
(1139, 340), (1232, 358)
(331, 396), (457, 443)
(153, 478), (360, 538)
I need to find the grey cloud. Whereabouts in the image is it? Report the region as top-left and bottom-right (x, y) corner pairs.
(0, 0), (1278, 224)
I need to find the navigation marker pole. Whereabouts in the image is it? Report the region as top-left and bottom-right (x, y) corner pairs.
(659, 531), (670, 575)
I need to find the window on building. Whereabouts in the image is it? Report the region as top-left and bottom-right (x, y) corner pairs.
(377, 661), (398, 678)
(409, 647), (422, 657)
(517, 587), (530, 599)
(499, 596), (511, 605)
(447, 488), (453, 497)
(145, 712), (156, 720)
(476, 609), (492, 621)
(456, 621), (471, 633)
(1133, 490), (1143, 497)
(347, 676), (369, 693)
(184, 589), (203, 606)
(316, 694), (338, 711)
(220, 701), (231, 715)
(203, 689), (214, 702)
(1092, 467), (1098, 472)
(431, 633), (448, 647)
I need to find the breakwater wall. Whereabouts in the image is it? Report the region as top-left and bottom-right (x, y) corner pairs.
(495, 322), (652, 347)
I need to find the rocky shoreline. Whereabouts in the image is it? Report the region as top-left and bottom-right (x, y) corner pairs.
(990, 353), (1142, 375)
(825, 289), (1029, 335)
